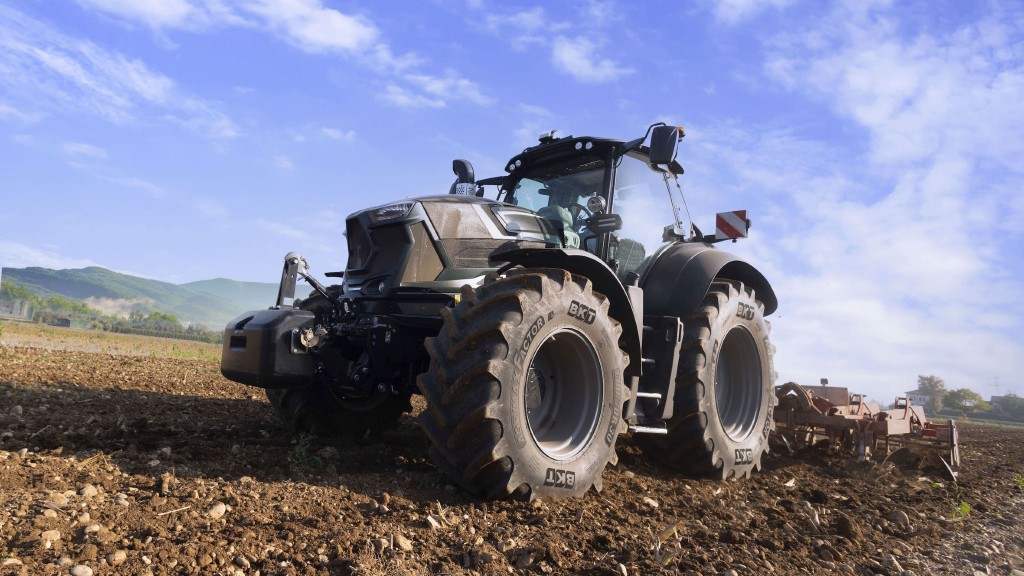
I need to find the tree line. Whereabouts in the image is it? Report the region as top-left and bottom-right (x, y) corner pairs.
(914, 374), (1024, 422)
(1, 281), (220, 343)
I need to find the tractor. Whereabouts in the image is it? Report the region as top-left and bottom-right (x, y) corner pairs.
(220, 123), (779, 500)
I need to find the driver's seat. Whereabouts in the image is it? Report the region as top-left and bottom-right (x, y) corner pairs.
(538, 205), (581, 248)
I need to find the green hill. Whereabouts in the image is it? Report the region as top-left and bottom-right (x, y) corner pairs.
(180, 278), (280, 313)
(1, 266), (278, 329)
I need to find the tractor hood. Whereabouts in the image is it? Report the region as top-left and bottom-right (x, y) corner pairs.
(343, 195), (560, 295)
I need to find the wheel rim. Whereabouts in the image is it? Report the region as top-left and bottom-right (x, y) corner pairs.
(524, 328), (603, 461)
(715, 325), (763, 442)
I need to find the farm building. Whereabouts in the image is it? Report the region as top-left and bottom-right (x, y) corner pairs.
(903, 389), (933, 408)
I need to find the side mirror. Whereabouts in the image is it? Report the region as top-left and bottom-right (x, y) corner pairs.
(649, 125), (683, 165)
(584, 213), (623, 235)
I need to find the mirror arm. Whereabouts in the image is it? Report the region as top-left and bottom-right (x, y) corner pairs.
(619, 122), (668, 156)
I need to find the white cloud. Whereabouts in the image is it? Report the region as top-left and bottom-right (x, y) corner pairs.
(380, 84), (445, 109)
(483, 8), (566, 49)
(80, 44), (176, 105)
(689, 4), (1024, 399)
(689, 125), (1014, 400)
(170, 98), (240, 140)
(551, 36), (633, 83)
(484, 7), (547, 32)
(763, 7), (1024, 213)
(0, 101), (38, 123)
(71, 1), (479, 113)
(78, 0), (384, 58)
(404, 71), (493, 107)
(710, 0), (798, 25)
(274, 154), (294, 171)
(53, 140), (170, 199)
(583, 0), (619, 26)
(105, 175), (168, 198)
(194, 198), (226, 217)
(61, 142), (108, 160)
(75, 0), (202, 30)
(241, 0), (378, 54)
(0, 241), (101, 270)
(803, 34), (1024, 170)
(0, 5), (238, 139)
(512, 103), (557, 148)
(321, 127), (355, 141)
(255, 219), (306, 240)
(365, 43), (422, 74)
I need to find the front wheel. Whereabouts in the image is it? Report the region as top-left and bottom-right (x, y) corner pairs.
(265, 379), (412, 437)
(641, 280), (776, 479)
(417, 268), (629, 500)
(266, 287), (412, 437)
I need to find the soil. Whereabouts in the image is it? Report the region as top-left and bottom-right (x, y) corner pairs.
(1, 321), (1022, 576)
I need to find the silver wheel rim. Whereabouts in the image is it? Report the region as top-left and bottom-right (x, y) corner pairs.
(715, 325), (763, 442)
(524, 328), (603, 460)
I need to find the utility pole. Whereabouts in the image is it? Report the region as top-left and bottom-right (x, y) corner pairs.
(988, 377), (1003, 403)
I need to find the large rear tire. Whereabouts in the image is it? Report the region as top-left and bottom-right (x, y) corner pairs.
(417, 268), (629, 500)
(642, 280), (775, 478)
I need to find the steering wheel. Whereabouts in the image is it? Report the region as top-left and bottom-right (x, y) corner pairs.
(569, 204), (600, 252)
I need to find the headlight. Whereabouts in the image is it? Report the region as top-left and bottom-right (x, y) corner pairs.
(368, 201), (415, 224)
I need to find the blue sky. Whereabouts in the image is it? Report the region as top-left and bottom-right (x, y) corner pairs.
(1, 0), (1022, 401)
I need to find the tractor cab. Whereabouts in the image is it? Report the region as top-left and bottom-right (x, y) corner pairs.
(464, 124), (708, 283)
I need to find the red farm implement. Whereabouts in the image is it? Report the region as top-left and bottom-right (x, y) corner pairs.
(773, 382), (961, 478)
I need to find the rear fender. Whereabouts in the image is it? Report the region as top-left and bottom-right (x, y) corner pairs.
(640, 242), (777, 316)
(492, 248), (642, 378)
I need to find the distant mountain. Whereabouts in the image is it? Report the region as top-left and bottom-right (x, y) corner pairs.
(181, 278), (280, 314)
(1, 266), (278, 329)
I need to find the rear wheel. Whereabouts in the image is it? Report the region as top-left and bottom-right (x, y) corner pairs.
(417, 268), (629, 500)
(641, 280), (775, 478)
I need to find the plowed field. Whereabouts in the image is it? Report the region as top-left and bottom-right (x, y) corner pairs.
(1, 321), (1022, 575)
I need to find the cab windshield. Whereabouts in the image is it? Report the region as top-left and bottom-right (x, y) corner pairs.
(508, 158), (604, 250)
(508, 152), (675, 275)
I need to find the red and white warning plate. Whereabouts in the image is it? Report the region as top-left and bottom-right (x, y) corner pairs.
(715, 210), (748, 240)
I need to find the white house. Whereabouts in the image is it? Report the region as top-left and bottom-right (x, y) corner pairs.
(903, 389), (932, 407)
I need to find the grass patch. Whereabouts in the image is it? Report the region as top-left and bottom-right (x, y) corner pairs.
(949, 483), (971, 519)
(947, 417), (1024, 429)
(951, 499), (971, 519)
(290, 434), (325, 469)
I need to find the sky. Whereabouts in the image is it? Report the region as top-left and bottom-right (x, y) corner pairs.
(1, 0), (1022, 402)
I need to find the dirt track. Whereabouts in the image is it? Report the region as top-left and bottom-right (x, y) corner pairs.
(1, 322), (1023, 575)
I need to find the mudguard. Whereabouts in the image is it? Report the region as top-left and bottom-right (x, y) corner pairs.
(492, 248), (643, 378)
(639, 242), (777, 316)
